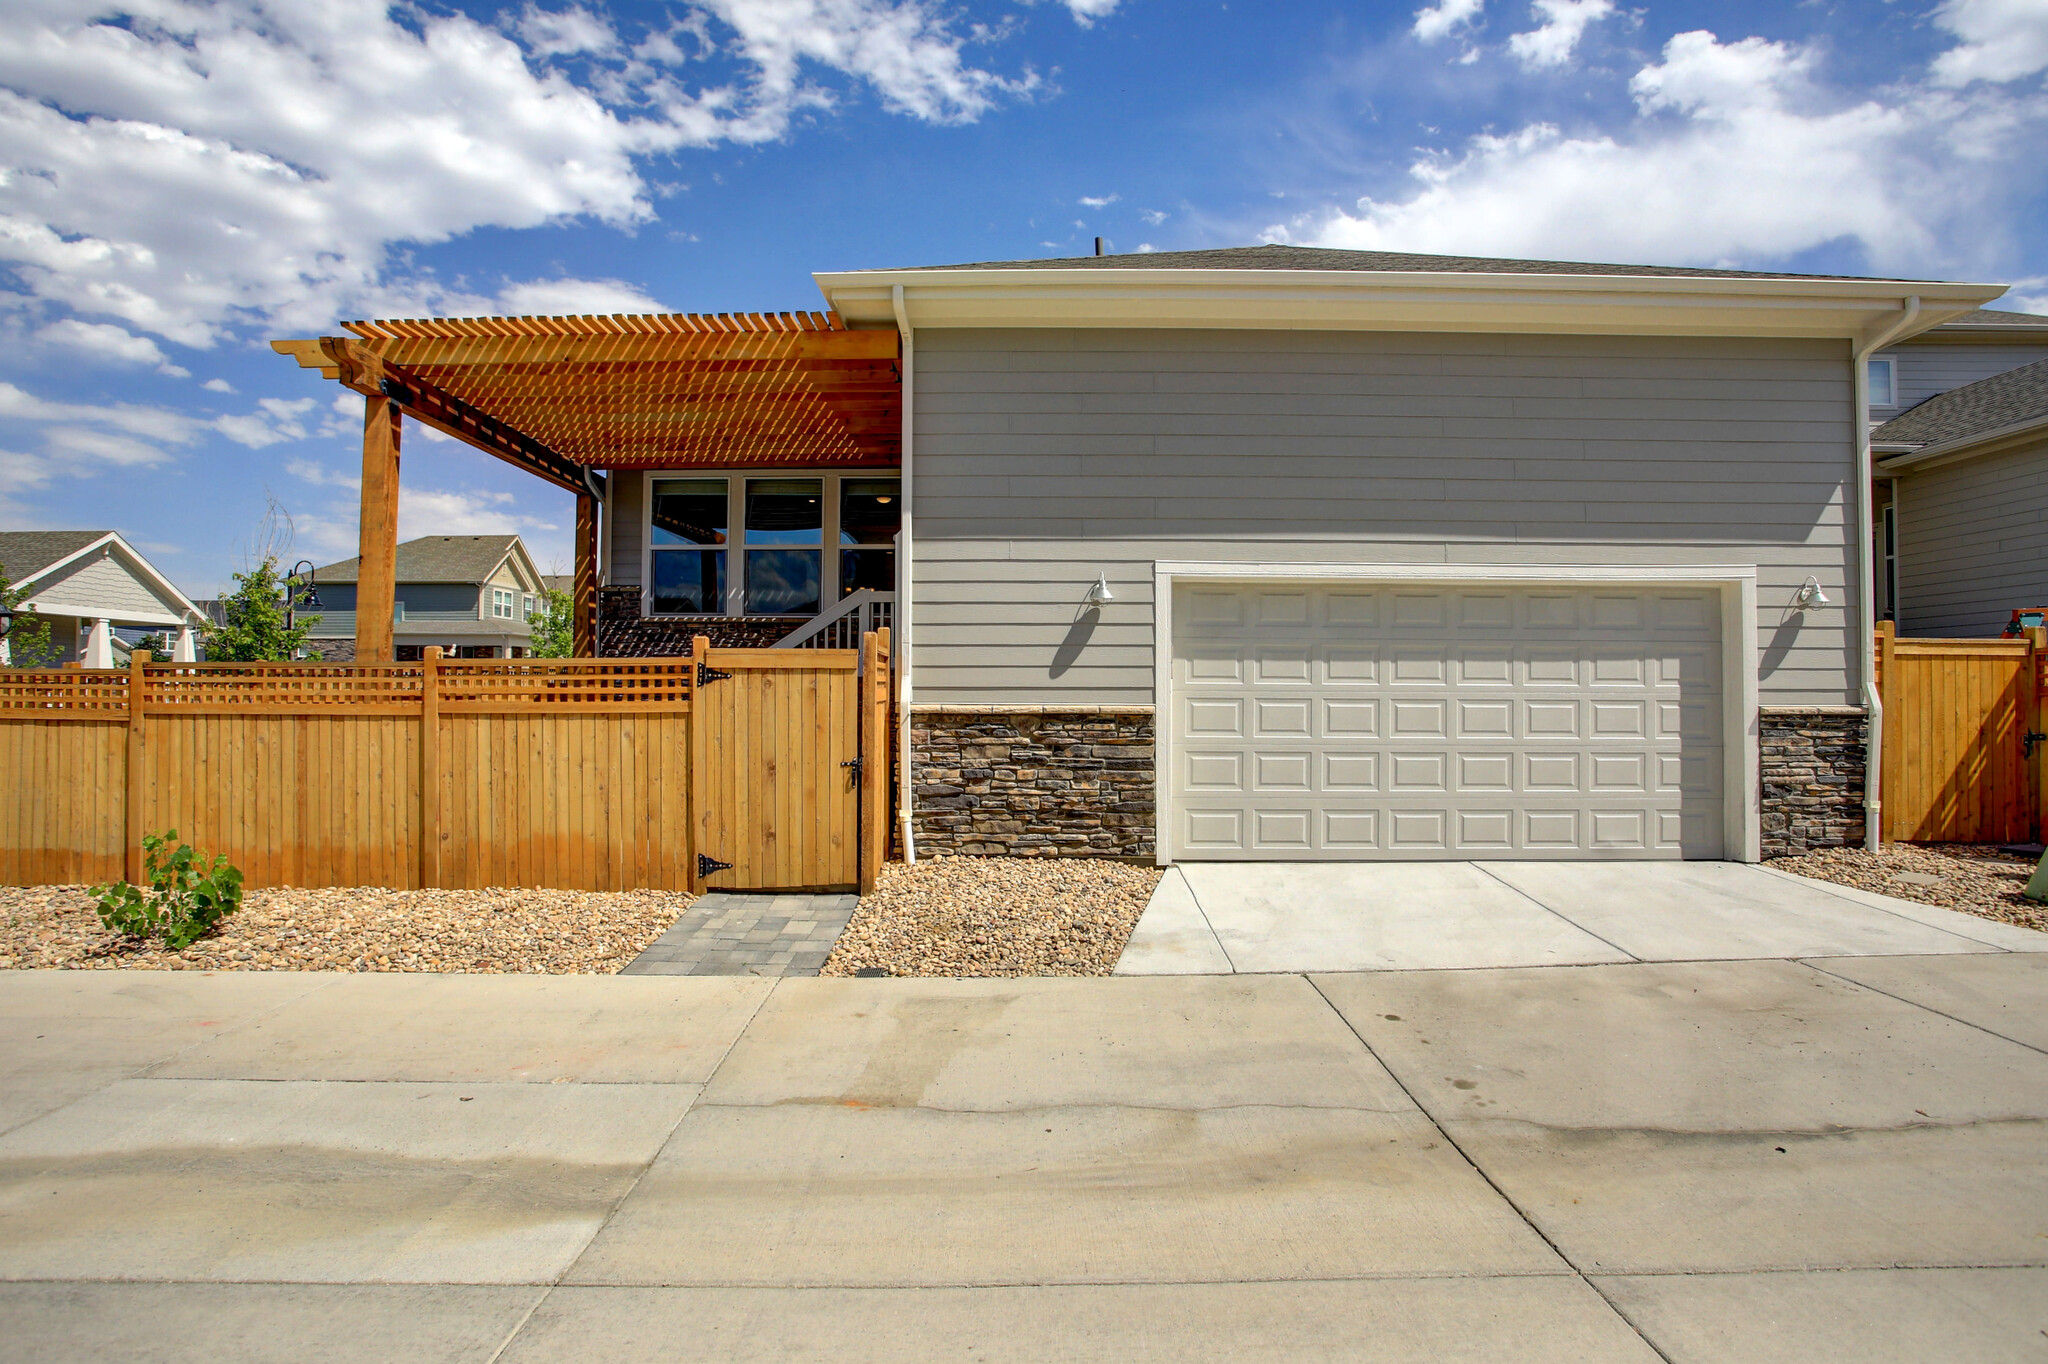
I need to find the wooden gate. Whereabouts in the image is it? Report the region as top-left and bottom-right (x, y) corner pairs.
(1876, 622), (2046, 843)
(687, 640), (869, 892)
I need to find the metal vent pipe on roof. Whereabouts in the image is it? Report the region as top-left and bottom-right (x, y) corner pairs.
(1095, 237), (1104, 257)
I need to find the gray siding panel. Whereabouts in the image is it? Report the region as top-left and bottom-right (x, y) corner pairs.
(609, 470), (644, 587)
(1895, 440), (2048, 636)
(1875, 342), (2048, 416)
(911, 329), (1859, 707)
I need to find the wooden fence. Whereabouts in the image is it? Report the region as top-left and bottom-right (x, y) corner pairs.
(0, 633), (893, 894)
(1875, 622), (2046, 844)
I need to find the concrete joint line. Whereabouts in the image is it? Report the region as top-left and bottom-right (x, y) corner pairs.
(1302, 974), (1680, 1364)
(1468, 862), (1645, 963)
(1175, 869), (1240, 973)
(1796, 957), (2048, 1058)
(688, 1099), (1421, 1118)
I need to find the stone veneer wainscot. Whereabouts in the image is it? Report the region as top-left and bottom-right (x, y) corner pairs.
(910, 706), (1155, 858)
(1759, 707), (1868, 856)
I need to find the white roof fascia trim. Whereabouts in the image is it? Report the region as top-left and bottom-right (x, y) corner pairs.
(1151, 561), (1758, 584)
(1876, 412), (2048, 472)
(815, 267), (2005, 339)
(17, 531), (206, 624)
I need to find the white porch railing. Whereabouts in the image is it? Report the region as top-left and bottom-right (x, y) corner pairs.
(774, 589), (895, 649)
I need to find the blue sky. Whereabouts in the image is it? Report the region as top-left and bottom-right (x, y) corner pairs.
(4, 0), (2047, 594)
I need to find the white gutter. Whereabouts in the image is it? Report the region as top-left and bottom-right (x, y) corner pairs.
(891, 283), (917, 864)
(1853, 296), (1921, 851)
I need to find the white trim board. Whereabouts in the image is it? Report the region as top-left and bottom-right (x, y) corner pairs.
(1150, 561), (1762, 867)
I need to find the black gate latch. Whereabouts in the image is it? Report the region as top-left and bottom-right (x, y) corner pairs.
(697, 853), (733, 878)
(696, 661), (732, 686)
(2025, 731), (2047, 759)
(841, 756), (862, 786)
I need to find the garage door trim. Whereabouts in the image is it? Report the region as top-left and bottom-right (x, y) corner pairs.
(1152, 561), (1761, 866)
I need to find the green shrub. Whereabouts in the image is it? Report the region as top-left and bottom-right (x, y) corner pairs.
(91, 830), (245, 949)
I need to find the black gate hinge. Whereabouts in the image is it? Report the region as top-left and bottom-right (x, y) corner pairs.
(841, 756), (862, 786)
(697, 853), (733, 879)
(696, 661), (733, 686)
(2024, 731), (2047, 758)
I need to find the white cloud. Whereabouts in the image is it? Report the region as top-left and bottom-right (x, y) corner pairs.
(42, 425), (169, 466)
(0, 380), (197, 520)
(1078, 193), (1120, 208)
(1277, 30), (2048, 280)
(1932, 0), (2048, 86)
(214, 395), (317, 447)
(1413, 0), (1484, 44)
(290, 484), (564, 563)
(202, 378), (237, 394)
(1141, 208), (1167, 225)
(0, 0), (1042, 351)
(285, 456), (360, 491)
(497, 276), (670, 316)
(515, 3), (619, 58)
(0, 381), (198, 443)
(35, 319), (190, 376)
(1507, 0), (1613, 69)
(1061, 0), (1121, 26)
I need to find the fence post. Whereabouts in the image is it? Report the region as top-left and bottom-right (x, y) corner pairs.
(2029, 625), (2047, 844)
(419, 647), (441, 889)
(1875, 619), (1896, 846)
(686, 635), (709, 893)
(859, 629), (888, 895)
(125, 650), (149, 883)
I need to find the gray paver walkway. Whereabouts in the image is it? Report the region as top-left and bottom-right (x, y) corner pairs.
(619, 891), (857, 977)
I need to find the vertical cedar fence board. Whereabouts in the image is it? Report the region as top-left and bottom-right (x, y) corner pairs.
(0, 648), (888, 892)
(1875, 623), (2044, 844)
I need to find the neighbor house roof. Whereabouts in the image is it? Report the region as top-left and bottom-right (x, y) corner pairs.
(894, 243), (1914, 283)
(0, 531), (108, 583)
(315, 535), (523, 585)
(1873, 357), (2048, 466)
(1925, 307), (2048, 333)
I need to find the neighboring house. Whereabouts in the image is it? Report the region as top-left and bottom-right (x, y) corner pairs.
(309, 535), (547, 660)
(278, 244), (2012, 865)
(1861, 308), (2048, 635)
(1870, 355), (2048, 636)
(0, 531), (205, 665)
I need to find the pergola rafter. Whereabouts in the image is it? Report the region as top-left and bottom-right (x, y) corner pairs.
(271, 309), (903, 661)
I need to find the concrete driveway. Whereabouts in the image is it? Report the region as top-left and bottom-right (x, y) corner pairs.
(3, 956), (2047, 1362)
(1117, 860), (2048, 974)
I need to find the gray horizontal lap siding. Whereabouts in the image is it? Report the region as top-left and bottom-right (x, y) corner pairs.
(610, 472), (645, 588)
(1895, 441), (2048, 637)
(912, 329), (1858, 707)
(1879, 342), (2048, 414)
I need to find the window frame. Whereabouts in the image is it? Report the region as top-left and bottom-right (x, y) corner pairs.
(1866, 357), (1897, 410)
(490, 587), (516, 620)
(639, 469), (899, 618)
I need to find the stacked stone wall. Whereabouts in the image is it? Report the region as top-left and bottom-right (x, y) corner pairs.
(911, 707), (1155, 857)
(1760, 707), (1868, 856)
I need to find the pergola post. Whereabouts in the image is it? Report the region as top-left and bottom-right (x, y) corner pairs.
(356, 395), (402, 663)
(573, 492), (599, 658)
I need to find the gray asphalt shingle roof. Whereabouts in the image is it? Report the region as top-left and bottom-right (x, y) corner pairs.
(1931, 308), (2048, 330)
(0, 530), (108, 584)
(1873, 357), (2048, 449)
(315, 535), (519, 585)
(897, 242), (1937, 282)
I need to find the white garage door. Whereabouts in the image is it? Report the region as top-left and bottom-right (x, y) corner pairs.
(1169, 582), (1725, 860)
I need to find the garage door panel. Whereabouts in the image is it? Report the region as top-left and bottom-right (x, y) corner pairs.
(1173, 581), (1727, 861)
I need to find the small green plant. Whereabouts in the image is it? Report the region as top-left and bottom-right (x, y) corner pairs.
(91, 830), (245, 949)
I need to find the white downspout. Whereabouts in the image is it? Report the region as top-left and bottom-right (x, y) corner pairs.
(891, 284), (917, 863)
(1853, 295), (1920, 852)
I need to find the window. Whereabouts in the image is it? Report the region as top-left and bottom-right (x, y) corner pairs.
(746, 478), (823, 615)
(644, 473), (900, 617)
(839, 478), (901, 597)
(650, 478), (728, 613)
(491, 588), (515, 619)
(522, 594), (536, 620)
(1867, 358), (1896, 408)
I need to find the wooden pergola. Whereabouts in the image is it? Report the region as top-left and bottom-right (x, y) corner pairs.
(273, 311), (901, 660)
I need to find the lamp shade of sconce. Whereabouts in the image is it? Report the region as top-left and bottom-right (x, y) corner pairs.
(1790, 576), (1830, 609)
(1085, 572), (1114, 607)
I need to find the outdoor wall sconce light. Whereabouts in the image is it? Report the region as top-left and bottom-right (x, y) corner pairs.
(1084, 572), (1114, 608)
(286, 559), (320, 632)
(0, 603), (14, 640)
(1790, 576), (1830, 610)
